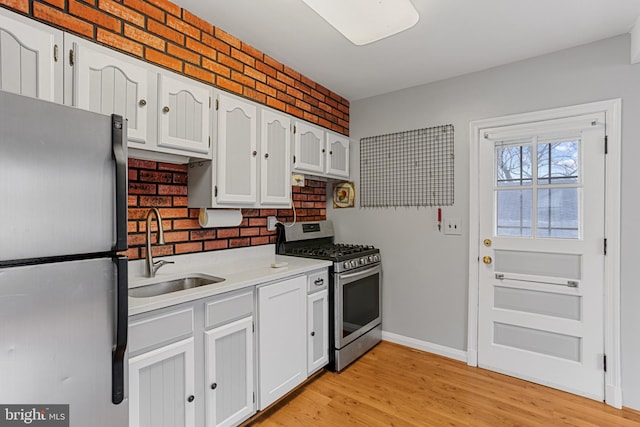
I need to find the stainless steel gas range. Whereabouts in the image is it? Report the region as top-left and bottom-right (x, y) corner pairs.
(276, 220), (382, 372)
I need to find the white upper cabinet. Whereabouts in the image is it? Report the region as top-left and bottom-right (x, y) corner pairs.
(293, 121), (350, 179)
(260, 108), (291, 206)
(325, 132), (350, 178)
(0, 8), (62, 103)
(293, 121), (325, 174)
(215, 91), (258, 204)
(188, 94), (293, 209)
(71, 37), (149, 146)
(157, 73), (211, 155)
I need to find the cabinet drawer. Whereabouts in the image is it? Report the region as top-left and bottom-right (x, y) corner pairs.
(129, 307), (194, 355)
(205, 289), (253, 329)
(307, 269), (328, 293)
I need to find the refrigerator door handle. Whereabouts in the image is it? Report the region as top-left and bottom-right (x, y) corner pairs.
(112, 256), (128, 404)
(112, 114), (128, 252)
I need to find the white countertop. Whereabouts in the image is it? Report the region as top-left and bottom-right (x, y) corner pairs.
(128, 245), (331, 316)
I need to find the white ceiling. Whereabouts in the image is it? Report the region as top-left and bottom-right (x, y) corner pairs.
(172, 0), (640, 101)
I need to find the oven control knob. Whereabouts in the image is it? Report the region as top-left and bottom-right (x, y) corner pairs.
(359, 257), (365, 265)
(343, 262), (349, 269)
(368, 256), (373, 262)
(350, 260), (357, 268)
(373, 255), (380, 262)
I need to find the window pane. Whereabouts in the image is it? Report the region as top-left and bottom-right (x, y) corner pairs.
(537, 140), (579, 184)
(537, 188), (579, 238)
(496, 144), (532, 186)
(497, 189), (532, 237)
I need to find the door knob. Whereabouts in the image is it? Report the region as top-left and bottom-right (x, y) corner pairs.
(163, 106), (170, 113)
(482, 256), (492, 265)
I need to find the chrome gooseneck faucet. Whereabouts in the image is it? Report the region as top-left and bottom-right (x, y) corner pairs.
(145, 207), (174, 277)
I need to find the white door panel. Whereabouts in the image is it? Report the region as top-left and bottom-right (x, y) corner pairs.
(477, 112), (606, 400)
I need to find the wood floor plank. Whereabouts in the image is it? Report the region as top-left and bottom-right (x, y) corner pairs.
(247, 341), (640, 426)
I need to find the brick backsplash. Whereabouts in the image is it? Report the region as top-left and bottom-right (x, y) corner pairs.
(125, 158), (326, 260)
(0, 0), (349, 135)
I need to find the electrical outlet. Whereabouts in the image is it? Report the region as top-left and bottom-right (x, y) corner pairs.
(267, 216), (278, 231)
(291, 174), (305, 187)
(444, 218), (462, 235)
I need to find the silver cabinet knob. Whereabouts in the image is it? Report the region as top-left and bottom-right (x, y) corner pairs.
(139, 99), (147, 106)
(163, 106), (170, 113)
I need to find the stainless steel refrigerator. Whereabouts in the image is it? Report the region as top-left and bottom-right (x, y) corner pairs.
(0, 91), (129, 426)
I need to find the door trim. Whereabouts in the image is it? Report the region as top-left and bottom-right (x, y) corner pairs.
(467, 99), (622, 408)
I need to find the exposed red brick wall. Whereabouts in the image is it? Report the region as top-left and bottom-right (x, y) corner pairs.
(0, 0), (350, 135)
(126, 159), (326, 260)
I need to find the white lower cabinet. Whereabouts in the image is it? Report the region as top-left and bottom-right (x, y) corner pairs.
(129, 338), (196, 427)
(307, 288), (329, 374)
(257, 275), (307, 410)
(204, 314), (254, 427)
(129, 268), (328, 426)
(128, 306), (197, 427)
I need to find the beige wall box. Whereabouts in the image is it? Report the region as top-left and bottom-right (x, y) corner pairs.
(199, 208), (243, 228)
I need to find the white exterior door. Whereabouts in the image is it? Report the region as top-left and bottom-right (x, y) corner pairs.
(477, 113), (606, 400)
(0, 9), (62, 103)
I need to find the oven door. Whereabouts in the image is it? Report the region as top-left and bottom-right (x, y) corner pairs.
(335, 264), (381, 349)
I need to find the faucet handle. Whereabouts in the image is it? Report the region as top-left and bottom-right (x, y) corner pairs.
(153, 259), (174, 274)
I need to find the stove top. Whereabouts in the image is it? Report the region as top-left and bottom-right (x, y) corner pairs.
(277, 221), (381, 272)
(286, 243), (378, 261)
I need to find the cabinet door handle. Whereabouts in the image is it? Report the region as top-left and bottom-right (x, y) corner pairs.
(264, 153), (269, 159)
(322, 149), (326, 153)
(314, 278), (324, 286)
(163, 106), (170, 113)
(211, 383), (217, 390)
(252, 150), (257, 156)
(310, 331), (315, 337)
(329, 151), (333, 155)
(139, 99), (147, 106)
(187, 395), (195, 403)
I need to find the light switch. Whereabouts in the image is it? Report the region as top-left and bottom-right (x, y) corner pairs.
(444, 218), (462, 235)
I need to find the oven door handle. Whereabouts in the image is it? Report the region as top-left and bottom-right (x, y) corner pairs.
(338, 265), (380, 281)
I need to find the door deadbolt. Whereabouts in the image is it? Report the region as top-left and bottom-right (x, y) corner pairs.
(483, 239), (492, 247)
(482, 256), (492, 265)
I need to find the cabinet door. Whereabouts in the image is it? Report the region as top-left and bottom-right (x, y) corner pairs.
(0, 9), (62, 103)
(73, 40), (149, 145)
(326, 133), (350, 178)
(129, 338), (196, 427)
(204, 317), (255, 427)
(293, 121), (324, 174)
(260, 108), (291, 206)
(307, 289), (329, 374)
(257, 276), (307, 410)
(216, 92), (257, 204)
(158, 73), (211, 155)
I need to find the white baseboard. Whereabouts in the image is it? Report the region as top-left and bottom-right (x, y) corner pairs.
(381, 331), (467, 363)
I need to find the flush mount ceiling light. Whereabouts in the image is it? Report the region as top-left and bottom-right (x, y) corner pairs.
(302, 0), (419, 46)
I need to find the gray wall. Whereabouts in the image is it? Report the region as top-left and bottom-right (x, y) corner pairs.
(327, 34), (640, 408)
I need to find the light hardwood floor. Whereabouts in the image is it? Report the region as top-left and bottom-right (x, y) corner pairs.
(248, 341), (640, 426)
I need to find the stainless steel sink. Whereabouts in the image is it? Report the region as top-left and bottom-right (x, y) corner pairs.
(129, 274), (225, 298)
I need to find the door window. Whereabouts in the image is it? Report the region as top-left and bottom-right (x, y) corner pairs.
(495, 136), (580, 239)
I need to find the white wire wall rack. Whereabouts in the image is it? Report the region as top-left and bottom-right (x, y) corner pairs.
(360, 124), (454, 208)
